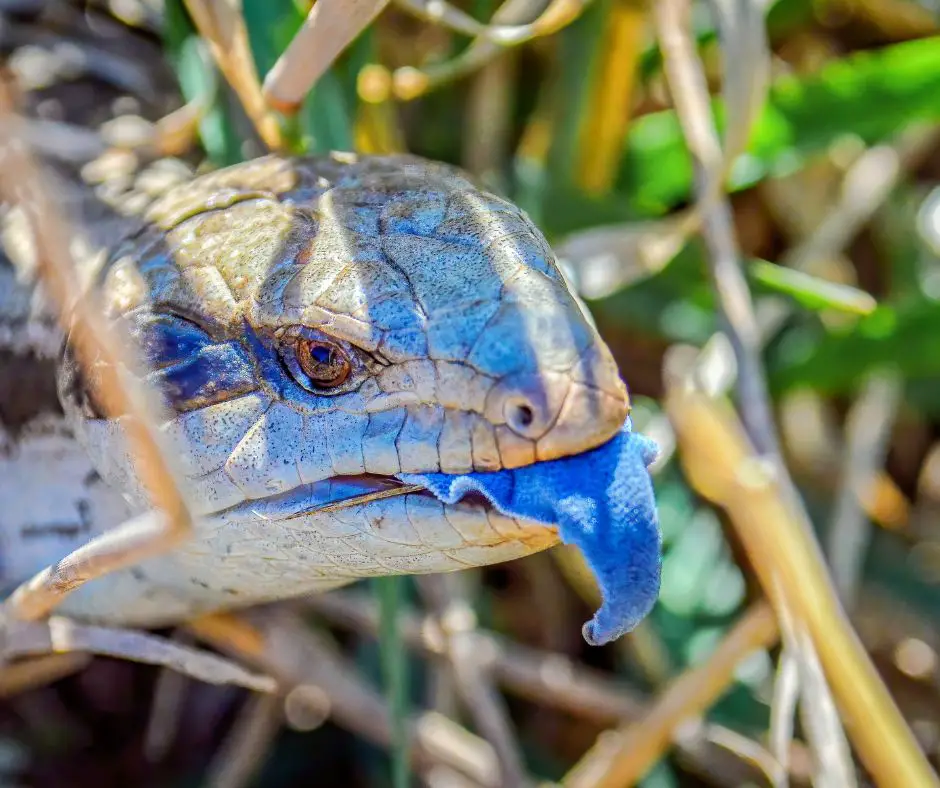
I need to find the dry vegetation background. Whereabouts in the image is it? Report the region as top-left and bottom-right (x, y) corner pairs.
(2, 0), (940, 786)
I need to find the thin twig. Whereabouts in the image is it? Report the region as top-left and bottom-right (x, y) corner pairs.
(654, 0), (778, 459)
(144, 631), (193, 762)
(205, 693), (283, 788)
(827, 373), (904, 606)
(0, 73), (194, 622)
(395, 0), (590, 44)
(1, 616), (276, 693)
(562, 601), (779, 788)
(418, 575), (531, 788)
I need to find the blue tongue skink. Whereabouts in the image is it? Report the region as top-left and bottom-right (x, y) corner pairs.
(396, 421), (661, 646)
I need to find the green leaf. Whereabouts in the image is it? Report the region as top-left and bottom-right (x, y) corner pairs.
(584, 237), (878, 345)
(749, 260), (878, 315)
(242, 0), (357, 153)
(767, 299), (940, 396)
(620, 36), (940, 215)
(162, 0), (242, 165)
(376, 576), (411, 788)
(546, 0), (611, 187)
(299, 72), (355, 153)
(242, 0), (306, 78)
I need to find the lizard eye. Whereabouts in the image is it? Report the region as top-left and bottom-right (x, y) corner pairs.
(278, 327), (361, 394)
(294, 339), (351, 388)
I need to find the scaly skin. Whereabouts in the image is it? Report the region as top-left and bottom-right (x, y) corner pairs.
(24, 152), (629, 626)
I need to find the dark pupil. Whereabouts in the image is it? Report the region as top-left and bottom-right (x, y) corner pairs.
(310, 345), (333, 365)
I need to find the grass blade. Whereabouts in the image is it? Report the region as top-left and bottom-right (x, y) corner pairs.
(377, 576), (411, 788)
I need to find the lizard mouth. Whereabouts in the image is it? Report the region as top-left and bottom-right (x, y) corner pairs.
(204, 474), (490, 524)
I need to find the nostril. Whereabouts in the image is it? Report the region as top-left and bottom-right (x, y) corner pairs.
(515, 404), (534, 428)
(505, 398), (538, 436)
(486, 376), (565, 442)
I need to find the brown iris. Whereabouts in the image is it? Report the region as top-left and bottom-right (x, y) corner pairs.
(296, 340), (351, 388)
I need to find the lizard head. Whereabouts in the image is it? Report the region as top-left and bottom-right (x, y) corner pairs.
(58, 154), (632, 622)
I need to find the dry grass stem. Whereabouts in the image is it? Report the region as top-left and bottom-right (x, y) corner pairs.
(390, 0), (543, 101)
(768, 646), (799, 775)
(183, 0), (283, 149)
(650, 1), (936, 780)
(144, 632), (193, 762)
(707, 0), (771, 167)
(778, 128), (940, 278)
(0, 652), (91, 697)
(666, 387), (938, 787)
(310, 591), (784, 783)
(562, 601), (778, 788)
(653, 133), (935, 519)
(776, 601), (857, 787)
(262, 0), (391, 114)
(151, 99), (205, 157)
(653, 1), (866, 779)
(13, 118), (107, 164)
(354, 70), (407, 155)
(697, 722), (787, 788)
(461, 39), (517, 181)
(654, 0), (778, 459)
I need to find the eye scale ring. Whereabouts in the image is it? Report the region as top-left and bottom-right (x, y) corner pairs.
(295, 339), (351, 388)
(274, 326), (364, 396)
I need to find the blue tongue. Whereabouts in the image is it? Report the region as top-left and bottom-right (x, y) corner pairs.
(395, 421), (661, 645)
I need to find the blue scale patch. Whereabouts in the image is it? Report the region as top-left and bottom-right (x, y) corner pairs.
(131, 314), (259, 411)
(397, 420), (661, 645)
